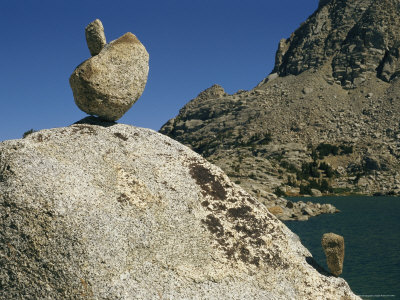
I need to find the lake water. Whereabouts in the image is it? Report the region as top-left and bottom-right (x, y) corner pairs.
(284, 196), (400, 300)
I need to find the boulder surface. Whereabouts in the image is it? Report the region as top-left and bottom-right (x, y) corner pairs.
(0, 121), (359, 299)
(70, 30), (149, 121)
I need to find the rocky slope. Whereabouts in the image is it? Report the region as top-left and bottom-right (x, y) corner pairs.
(0, 119), (359, 299)
(160, 0), (400, 214)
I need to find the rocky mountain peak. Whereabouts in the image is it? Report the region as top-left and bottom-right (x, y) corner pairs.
(273, 0), (400, 88)
(318, 0), (332, 9)
(160, 0), (400, 208)
(196, 84), (227, 100)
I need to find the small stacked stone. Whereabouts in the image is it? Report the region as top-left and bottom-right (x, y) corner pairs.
(70, 19), (149, 121)
(85, 19), (106, 56)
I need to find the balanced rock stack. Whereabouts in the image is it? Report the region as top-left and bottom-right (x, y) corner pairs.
(70, 19), (149, 121)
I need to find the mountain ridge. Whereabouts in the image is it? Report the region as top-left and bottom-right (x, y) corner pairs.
(160, 0), (400, 218)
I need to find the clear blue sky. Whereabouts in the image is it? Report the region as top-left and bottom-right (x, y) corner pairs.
(0, 0), (318, 141)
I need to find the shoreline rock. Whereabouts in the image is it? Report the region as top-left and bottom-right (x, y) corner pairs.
(267, 196), (339, 221)
(322, 233), (345, 276)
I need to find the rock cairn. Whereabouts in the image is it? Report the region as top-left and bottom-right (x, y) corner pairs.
(70, 19), (149, 121)
(322, 232), (345, 276)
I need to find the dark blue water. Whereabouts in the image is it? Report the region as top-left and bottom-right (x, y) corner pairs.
(284, 196), (400, 300)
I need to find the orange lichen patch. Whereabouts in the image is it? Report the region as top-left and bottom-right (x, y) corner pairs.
(268, 206), (284, 216)
(112, 32), (140, 46)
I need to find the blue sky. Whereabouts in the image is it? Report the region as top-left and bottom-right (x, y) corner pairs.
(0, 0), (318, 141)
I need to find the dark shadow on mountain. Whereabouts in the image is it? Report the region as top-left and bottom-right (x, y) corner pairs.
(73, 116), (117, 127)
(305, 256), (332, 277)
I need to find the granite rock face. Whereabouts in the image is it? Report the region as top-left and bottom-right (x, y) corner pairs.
(85, 19), (106, 56)
(273, 0), (400, 88)
(322, 233), (345, 276)
(0, 122), (359, 299)
(197, 84), (227, 100)
(70, 22), (149, 121)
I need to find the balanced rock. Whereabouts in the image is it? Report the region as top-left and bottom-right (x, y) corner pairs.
(0, 123), (360, 299)
(85, 19), (106, 56)
(70, 23), (149, 121)
(322, 233), (345, 276)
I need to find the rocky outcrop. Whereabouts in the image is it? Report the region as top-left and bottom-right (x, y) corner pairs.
(159, 0), (400, 209)
(272, 0), (400, 88)
(0, 121), (360, 299)
(70, 20), (149, 121)
(269, 197), (338, 221)
(335, 0), (400, 86)
(197, 84), (227, 100)
(273, 0), (372, 81)
(322, 233), (345, 276)
(85, 19), (106, 56)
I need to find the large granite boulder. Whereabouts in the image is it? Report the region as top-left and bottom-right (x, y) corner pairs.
(0, 121), (360, 299)
(322, 233), (345, 276)
(70, 21), (149, 121)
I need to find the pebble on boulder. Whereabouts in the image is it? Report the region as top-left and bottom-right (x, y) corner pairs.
(85, 19), (106, 56)
(70, 19), (149, 121)
(322, 232), (345, 276)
